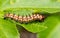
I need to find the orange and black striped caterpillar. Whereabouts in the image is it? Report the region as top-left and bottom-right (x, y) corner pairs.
(4, 13), (46, 23)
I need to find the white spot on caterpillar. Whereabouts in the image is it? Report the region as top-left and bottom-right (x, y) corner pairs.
(13, 15), (18, 20)
(39, 15), (43, 20)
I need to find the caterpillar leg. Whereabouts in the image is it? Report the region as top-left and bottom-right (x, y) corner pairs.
(23, 22), (28, 24)
(19, 21), (23, 24)
(4, 17), (7, 19)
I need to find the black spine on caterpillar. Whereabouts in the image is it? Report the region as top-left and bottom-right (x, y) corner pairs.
(4, 13), (46, 24)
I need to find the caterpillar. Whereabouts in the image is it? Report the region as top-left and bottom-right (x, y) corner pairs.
(4, 13), (46, 23)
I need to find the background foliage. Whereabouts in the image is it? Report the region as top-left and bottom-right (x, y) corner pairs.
(0, 0), (60, 38)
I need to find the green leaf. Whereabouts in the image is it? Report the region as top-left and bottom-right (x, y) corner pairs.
(18, 22), (47, 33)
(0, 0), (60, 8)
(37, 16), (60, 38)
(3, 8), (48, 33)
(0, 18), (19, 38)
(2, 8), (60, 37)
(0, 0), (60, 13)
